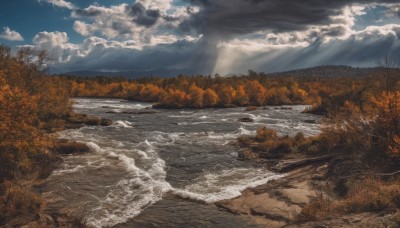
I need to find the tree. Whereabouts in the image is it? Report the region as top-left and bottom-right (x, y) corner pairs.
(188, 83), (205, 108)
(248, 80), (266, 106)
(218, 85), (236, 106)
(234, 85), (249, 106)
(203, 88), (219, 107)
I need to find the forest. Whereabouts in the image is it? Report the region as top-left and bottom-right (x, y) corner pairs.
(65, 65), (398, 116)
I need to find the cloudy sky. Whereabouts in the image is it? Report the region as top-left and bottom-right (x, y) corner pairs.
(1, 0), (400, 76)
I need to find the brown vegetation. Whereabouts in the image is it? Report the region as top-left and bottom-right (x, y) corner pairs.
(299, 177), (400, 221)
(0, 181), (46, 226)
(0, 45), (102, 227)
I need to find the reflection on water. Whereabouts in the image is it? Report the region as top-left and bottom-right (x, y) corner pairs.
(42, 98), (320, 227)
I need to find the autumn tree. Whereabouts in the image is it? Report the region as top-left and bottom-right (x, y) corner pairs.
(203, 88), (219, 107)
(218, 85), (236, 106)
(248, 80), (266, 106)
(188, 83), (205, 108)
(234, 85), (249, 106)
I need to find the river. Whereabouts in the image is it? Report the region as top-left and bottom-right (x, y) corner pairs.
(41, 98), (321, 227)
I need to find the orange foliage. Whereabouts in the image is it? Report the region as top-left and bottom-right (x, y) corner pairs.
(188, 83), (205, 108)
(0, 73), (51, 181)
(203, 88), (219, 107)
(67, 73), (342, 108)
(0, 45), (71, 181)
(247, 80), (266, 106)
(369, 92), (400, 158)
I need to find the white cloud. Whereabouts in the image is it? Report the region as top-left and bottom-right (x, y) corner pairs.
(70, 2), (197, 47)
(73, 21), (91, 36)
(40, 0), (75, 10)
(33, 31), (78, 62)
(0, 27), (24, 41)
(29, 29), (202, 72)
(33, 31), (69, 47)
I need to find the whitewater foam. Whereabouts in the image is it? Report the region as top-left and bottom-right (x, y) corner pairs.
(172, 168), (285, 203)
(52, 165), (85, 175)
(114, 120), (133, 128)
(82, 141), (171, 228)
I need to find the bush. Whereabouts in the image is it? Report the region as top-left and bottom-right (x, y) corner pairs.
(255, 127), (278, 142)
(0, 181), (45, 226)
(299, 178), (400, 221)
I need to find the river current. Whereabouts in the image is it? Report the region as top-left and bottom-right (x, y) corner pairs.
(42, 98), (320, 227)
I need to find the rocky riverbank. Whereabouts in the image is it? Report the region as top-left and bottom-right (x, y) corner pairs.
(216, 159), (399, 227)
(215, 127), (400, 228)
(216, 162), (328, 227)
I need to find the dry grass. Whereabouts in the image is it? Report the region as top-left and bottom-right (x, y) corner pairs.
(0, 181), (45, 226)
(298, 178), (400, 222)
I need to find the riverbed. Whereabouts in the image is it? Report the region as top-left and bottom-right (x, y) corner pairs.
(42, 98), (320, 227)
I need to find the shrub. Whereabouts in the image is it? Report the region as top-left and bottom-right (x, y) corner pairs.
(299, 178), (400, 222)
(255, 127), (278, 142)
(0, 181), (45, 226)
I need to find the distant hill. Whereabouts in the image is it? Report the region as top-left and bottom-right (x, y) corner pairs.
(60, 65), (400, 78)
(267, 65), (400, 78)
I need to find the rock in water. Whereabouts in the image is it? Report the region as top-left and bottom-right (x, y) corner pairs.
(100, 118), (113, 126)
(239, 117), (254, 122)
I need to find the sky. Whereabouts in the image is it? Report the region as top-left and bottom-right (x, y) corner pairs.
(1, 0), (400, 76)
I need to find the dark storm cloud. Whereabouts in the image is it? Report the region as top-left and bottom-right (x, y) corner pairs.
(176, 7), (205, 36)
(127, 2), (161, 27)
(182, 0), (398, 39)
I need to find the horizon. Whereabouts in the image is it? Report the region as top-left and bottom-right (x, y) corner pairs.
(1, 0), (400, 76)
